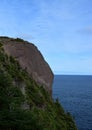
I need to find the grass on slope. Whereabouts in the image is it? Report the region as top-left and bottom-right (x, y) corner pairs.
(0, 42), (77, 130)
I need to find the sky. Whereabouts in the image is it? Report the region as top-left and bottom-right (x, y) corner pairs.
(0, 0), (92, 75)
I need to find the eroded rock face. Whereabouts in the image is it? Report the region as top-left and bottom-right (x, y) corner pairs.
(0, 37), (53, 94)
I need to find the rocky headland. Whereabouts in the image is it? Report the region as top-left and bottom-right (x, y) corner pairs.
(0, 36), (77, 130)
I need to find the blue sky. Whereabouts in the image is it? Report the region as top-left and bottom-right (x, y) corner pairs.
(0, 0), (92, 75)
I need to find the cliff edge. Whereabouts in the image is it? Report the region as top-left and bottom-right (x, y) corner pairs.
(0, 37), (77, 130)
(0, 37), (53, 93)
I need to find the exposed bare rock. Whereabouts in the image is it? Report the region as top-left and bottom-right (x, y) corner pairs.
(0, 37), (53, 94)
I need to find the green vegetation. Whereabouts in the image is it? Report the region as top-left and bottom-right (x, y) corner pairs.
(0, 44), (77, 130)
(10, 37), (25, 42)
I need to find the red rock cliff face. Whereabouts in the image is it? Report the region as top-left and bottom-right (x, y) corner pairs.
(0, 37), (53, 94)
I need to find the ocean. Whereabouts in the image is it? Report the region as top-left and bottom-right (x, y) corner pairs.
(53, 75), (92, 130)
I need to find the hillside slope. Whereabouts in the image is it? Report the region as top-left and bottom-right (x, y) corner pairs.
(0, 37), (53, 94)
(0, 40), (77, 130)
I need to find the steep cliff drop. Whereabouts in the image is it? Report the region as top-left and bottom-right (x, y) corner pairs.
(0, 37), (53, 94)
(0, 36), (77, 130)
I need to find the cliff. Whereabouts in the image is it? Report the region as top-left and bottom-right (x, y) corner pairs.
(0, 37), (77, 130)
(0, 36), (53, 94)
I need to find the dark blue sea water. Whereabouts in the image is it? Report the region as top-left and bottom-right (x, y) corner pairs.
(53, 75), (92, 130)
